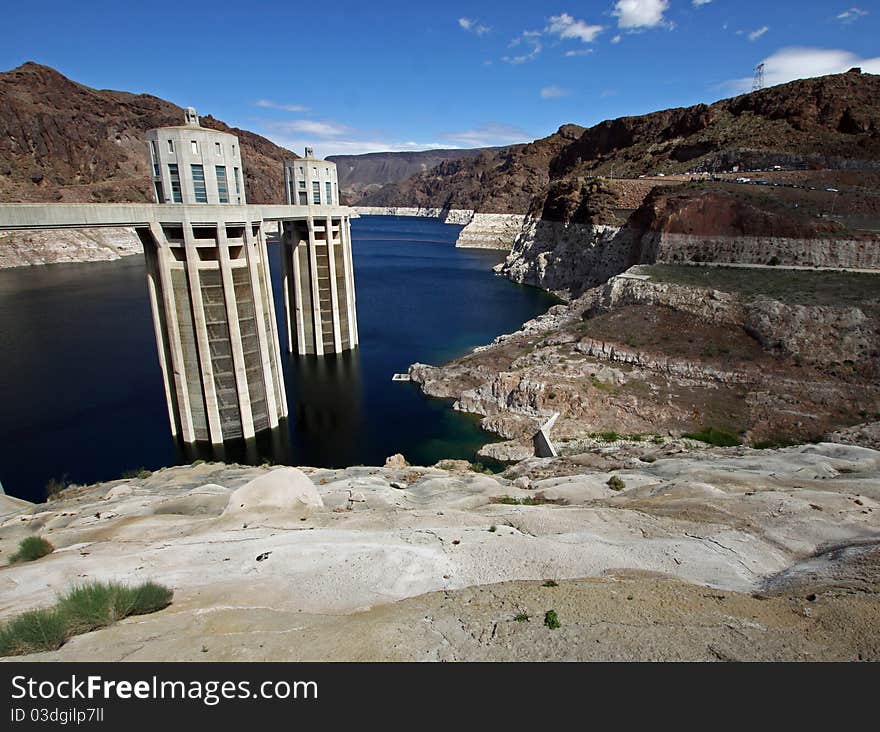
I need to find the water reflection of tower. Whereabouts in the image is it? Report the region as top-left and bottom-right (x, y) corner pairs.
(289, 350), (363, 467)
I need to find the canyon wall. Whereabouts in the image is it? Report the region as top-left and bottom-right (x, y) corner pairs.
(642, 232), (880, 270)
(496, 220), (637, 296)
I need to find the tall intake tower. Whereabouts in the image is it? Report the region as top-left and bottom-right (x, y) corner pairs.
(280, 150), (359, 355)
(140, 109), (287, 445)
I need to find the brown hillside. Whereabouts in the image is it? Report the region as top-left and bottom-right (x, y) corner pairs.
(362, 70), (880, 215)
(0, 62), (297, 204)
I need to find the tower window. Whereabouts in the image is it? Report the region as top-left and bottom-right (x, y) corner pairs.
(154, 180), (165, 203)
(216, 165), (229, 203)
(233, 167), (241, 195)
(215, 142), (222, 156)
(326, 181), (332, 204)
(298, 180), (306, 189)
(191, 164), (207, 203)
(168, 164), (182, 203)
(191, 140), (199, 155)
(312, 181), (321, 204)
(167, 139), (174, 153)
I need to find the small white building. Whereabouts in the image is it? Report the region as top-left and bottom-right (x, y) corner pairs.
(147, 108), (245, 205)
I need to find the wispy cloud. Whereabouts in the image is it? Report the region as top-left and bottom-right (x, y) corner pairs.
(502, 32), (543, 64)
(504, 12), (603, 64)
(254, 99), (310, 113)
(837, 7), (869, 24)
(748, 26), (769, 41)
(441, 123), (530, 147)
(458, 17), (491, 36)
(266, 119), (353, 137)
(546, 13), (604, 43)
(613, 0), (670, 29)
(565, 48), (595, 57)
(726, 46), (880, 93)
(692, 0), (713, 6)
(540, 85), (570, 99)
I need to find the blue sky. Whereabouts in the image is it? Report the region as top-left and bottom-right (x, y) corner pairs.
(1, 1), (878, 155)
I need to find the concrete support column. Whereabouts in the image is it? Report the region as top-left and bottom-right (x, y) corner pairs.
(305, 216), (324, 356)
(256, 223), (288, 416)
(216, 224), (255, 439)
(243, 221), (281, 427)
(148, 221), (196, 443)
(182, 223), (224, 444)
(325, 215), (343, 353)
(291, 229), (307, 355)
(141, 226), (178, 437)
(340, 214), (359, 347)
(280, 227), (294, 352)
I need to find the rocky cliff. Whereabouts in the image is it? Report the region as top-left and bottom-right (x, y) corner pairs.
(363, 70), (880, 214)
(329, 147), (496, 203)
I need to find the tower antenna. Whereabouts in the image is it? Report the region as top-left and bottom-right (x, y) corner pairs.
(752, 62), (765, 92)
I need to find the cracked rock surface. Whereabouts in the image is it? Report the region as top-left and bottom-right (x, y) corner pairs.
(1, 443), (879, 661)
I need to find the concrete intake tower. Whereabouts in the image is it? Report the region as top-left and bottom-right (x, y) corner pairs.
(0, 108), (360, 448)
(141, 110), (287, 444)
(280, 152), (358, 355)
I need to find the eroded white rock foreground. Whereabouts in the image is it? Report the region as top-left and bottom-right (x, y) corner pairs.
(1, 443), (879, 660)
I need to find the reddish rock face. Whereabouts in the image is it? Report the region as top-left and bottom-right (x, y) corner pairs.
(0, 62), (297, 204)
(629, 188), (845, 239)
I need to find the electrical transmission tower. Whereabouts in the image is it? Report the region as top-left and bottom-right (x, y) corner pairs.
(752, 63), (765, 92)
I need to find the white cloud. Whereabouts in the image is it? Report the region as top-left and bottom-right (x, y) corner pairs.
(612, 34), (622, 44)
(266, 119), (353, 137)
(837, 7), (869, 24)
(748, 26), (769, 41)
(261, 116), (525, 156)
(540, 85), (570, 98)
(613, 0), (670, 29)
(693, 0), (713, 6)
(546, 13), (604, 43)
(565, 48), (595, 57)
(727, 47), (880, 92)
(441, 123), (530, 147)
(459, 17), (491, 36)
(502, 33), (542, 64)
(254, 99), (310, 113)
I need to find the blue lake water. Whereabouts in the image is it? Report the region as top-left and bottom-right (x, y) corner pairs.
(0, 215), (558, 502)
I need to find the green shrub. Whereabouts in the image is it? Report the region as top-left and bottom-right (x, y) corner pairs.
(0, 609), (68, 656)
(594, 431), (620, 443)
(10, 536), (54, 564)
(0, 581), (173, 657)
(58, 582), (173, 634)
(682, 428), (743, 447)
(514, 613), (530, 623)
(544, 610), (561, 630)
(607, 475), (626, 492)
(542, 580), (558, 588)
